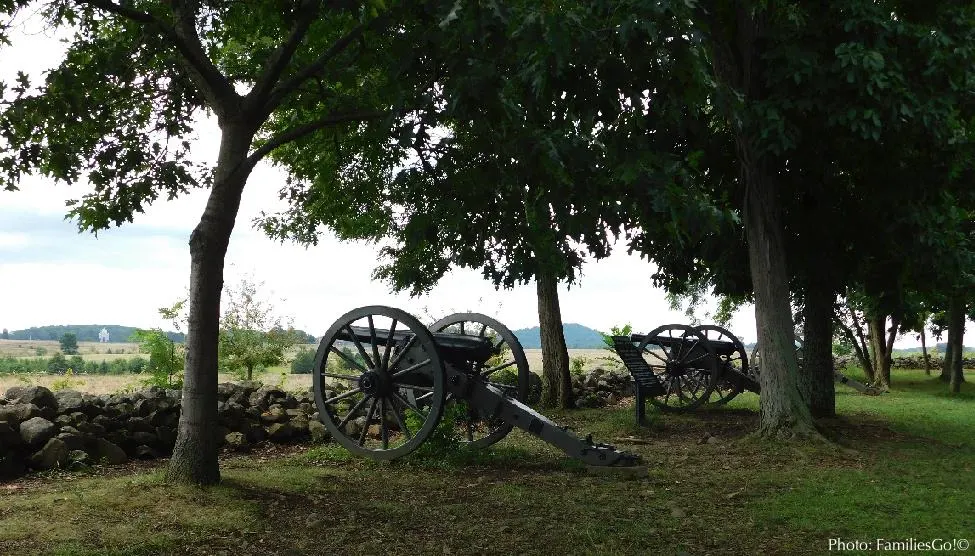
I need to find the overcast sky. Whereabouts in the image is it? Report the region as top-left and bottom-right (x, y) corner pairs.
(0, 13), (959, 347)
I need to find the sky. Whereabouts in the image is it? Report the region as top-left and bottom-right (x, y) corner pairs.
(0, 13), (959, 347)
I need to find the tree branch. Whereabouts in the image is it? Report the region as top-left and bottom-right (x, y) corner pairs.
(264, 11), (393, 114)
(168, 0), (240, 113)
(79, 0), (238, 113)
(246, 110), (388, 166)
(245, 0), (322, 114)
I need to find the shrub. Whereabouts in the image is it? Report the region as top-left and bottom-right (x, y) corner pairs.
(291, 348), (316, 374)
(570, 356), (589, 377)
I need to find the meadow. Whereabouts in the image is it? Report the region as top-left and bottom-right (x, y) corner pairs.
(0, 364), (970, 555)
(0, 338), (618, 395)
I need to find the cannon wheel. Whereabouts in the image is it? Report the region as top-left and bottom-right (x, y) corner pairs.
(313, 306), (446, 460)
(429, 312), (530, 449)
(638, 324), (719, 412)
(696, 325), (748, 405)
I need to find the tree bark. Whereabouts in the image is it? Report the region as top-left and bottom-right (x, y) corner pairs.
(941, 325), (954, 382)
(800, 286), (835, 418)
(948, 294), (966, 393)
(166, 123), (255, 485)
(742, 158), (817, 439)
(867, 315), (892, 390)
(848, 308), (875, 383)
(920, 326), (931, 375)
(536, 271), (573, 409)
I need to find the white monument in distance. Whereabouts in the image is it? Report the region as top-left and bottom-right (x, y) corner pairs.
(98, 328), (110, 343)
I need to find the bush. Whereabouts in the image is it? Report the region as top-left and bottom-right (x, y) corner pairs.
(570, 356), (589, 377)
(291, 348), (316, 374)
(47, 353), (69, 374)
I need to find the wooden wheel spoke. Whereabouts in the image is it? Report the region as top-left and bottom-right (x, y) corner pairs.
(388, 395), (413, 439)
(367, 316), (382, 371)
(380, 397), (389, 449)
(380, 319), (398, 373)
(320, 371), (360, 381)
(387, 335), (419, 373)
(344, 325), (376, 370)
(330, 346), (369, 374)
(358, 397), (379, 446)
(644, 349), (669, 365)
(337, 395), (373, 430)
(324, 388), (363, 405)
(482, 359), (517, 377)
(392, 390), (424, 416)
(391, 358), (432, 380)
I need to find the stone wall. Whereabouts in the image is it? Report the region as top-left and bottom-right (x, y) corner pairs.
(0, 382), (328, 480)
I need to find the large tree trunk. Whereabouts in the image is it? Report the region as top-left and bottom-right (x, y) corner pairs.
(536, 271), (572, 409)
(941, 325), (954, 382)
(920, 326), (931, 375)
(800, 285), (835, 418)
(948, 294), (967, 393)
(867, 315), (893, 390)
(742, 158), (817, 439)
(166, 124), (255, 485)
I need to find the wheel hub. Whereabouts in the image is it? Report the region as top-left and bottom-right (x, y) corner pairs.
(358, 370), (388, 396)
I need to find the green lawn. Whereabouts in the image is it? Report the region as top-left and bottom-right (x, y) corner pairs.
(0, 369), (971, 555)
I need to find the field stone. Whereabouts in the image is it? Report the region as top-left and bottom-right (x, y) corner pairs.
(224, 431), (249, 451)
(134, 445), (158, 459)
(261, 406), (288, 424)
(289, 414), (309, 435)
(30, 438), (68, 470)
(0, 403), (41, 424)
(20, 417), (56, 447)
(5, 386), (57, 410)
(68, 449), (90, 467)
(0, 420), (23, 448)
(266, 422), (294, 442)
(92, 438), (128, 465)
(308, 420), (330, 443)
(0, 454), (27, 478)
(54, 390), (85, 412)
(57, 432), (85, 451)
(132, 431), (157, 446)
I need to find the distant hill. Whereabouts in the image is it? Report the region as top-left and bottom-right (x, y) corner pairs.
(6, 324), (318, 344)
(7, 325), (185, 343)
(513, 323), (606, 349)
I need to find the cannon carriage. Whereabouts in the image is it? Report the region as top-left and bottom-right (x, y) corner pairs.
(313, 306), (640, 466)
(614, 324), (877, 420)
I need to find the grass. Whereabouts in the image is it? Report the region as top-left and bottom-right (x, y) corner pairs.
(0, 368), (972, 555)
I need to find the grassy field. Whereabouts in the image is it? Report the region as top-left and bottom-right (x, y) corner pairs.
(0, 368), (971, 555)
(0, 348), (618, 397)
(0, 340), (144, 358)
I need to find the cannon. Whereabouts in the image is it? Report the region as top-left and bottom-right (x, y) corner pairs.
(614, 324), (879, 420)
(313, 306), (641, 467)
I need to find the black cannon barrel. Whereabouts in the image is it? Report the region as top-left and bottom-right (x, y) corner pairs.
(336, 326), (497, 365)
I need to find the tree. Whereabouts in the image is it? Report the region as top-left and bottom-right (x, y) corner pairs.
(59, 333), (79, 355)
(132, 301), (187, 389)
(290, 347), (315, 374)
(218, 277), (301, 381)
(1, 328), (8, 339)
(681, 0), (975, 432)
(260, 1), (718, 409)
(1, 1), (445, 484)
